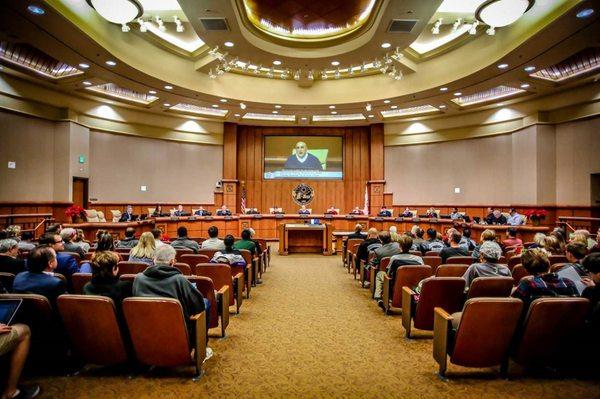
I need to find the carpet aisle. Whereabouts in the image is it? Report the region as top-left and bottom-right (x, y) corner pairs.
(34, 248), (599, 398)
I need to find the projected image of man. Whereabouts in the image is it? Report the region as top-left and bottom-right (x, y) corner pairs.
(284, 141), (323, 170)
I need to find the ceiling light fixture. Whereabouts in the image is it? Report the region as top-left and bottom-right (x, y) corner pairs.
(520, 83), (530, 88)
(381, 42), (391, 49)
(365, 103), (372, 112)
(469, 21), (479, 35)
(78, 63), (90, 69)
(240, 103), (247, 110)
(121, 23), (130, 32)
(576, 8), (594, 18)
(331, 61), (340, 66)
(163, 103), (171, 107)
(105, 60), (117, 66)
(273, 60), (282, 66)
(220, 99), (227, 103)
(439, 105), (447, 109)
(85, 0), (143, 24)
(274, 105), (282, 109)
(174, 16), (184, 32)
(454, 92), (462, 96)
(331, 111), (338, 114)
(82, 81), (92, 86)
(212, 104), (219, 108)
(476, 0), (535, 28)
(383, 100), (391, 104)
(368, 115), (374, 118)
(234, 113), (241, 117)
(155, 16), (166, 32)
(440, 87), (448, 92)
(164, 85), (173, 90)
(497, 63), (509, 69)
(524, 65), (536, 72)
(329, 105), (336, 109)
(272, 110), (278, 114)
(27, 5), (45, 15)
(391, 105), (398, 109)
(148, 90), (157, 94)
(431, 18), (443, 35)
(224, 41), (234, 47)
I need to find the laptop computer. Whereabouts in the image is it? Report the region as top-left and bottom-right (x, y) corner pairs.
(0, 299), (23, 325)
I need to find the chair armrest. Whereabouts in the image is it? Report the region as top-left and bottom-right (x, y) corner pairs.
(382, 274), (391, 312)
(217, 286), (230, 333)
(401, 287), (416, 337)
(233, 272), (244, 308)
(191, 311), (207, 370)
(433, 307), (453, 375)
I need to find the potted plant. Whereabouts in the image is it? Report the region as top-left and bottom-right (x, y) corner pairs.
(65, 205), (86, 223)
(524, 209), (548, 226)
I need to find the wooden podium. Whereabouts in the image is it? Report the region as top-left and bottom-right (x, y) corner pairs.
(278, 223), (333, 255)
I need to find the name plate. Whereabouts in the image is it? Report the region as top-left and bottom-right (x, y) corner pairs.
(203, 216), (213, 221)
(300, 214), (309, 218)
(224, 216), (232, 220)
(188, 216), (197, 221)
(253, 214), (263, 219)
(374, 217), (384, 221)
(275, 214), (284, 219)
(324, 214), (333, 219)
(170, 216), (179, 221)
(345, 215), (355, 219)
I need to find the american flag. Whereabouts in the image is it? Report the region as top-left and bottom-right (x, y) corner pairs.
(363, 185), (369, 215)
(240, 186), (247, 214)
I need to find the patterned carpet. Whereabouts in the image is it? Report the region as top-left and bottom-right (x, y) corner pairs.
(30, 248), (599, 398)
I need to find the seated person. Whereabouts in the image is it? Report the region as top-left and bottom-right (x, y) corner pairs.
(212, 235), (247, 267)
(73, 229), (91, 253)
(216, 205), (232, 216)
(325, 206), (338, 215)
(284, 141), (322, 170)
(502, 227), (523, 248)
(507, 208), (525, 226)
(39, 233), (90, 278)
(6, 225), (35, 252)
(370, 232), (400, 287)
(119, 205), (137, 222)
(439, 231), (469, 263)
(512, 248), (578, 309)
(486, 209), (507, 225)
(61, 228), (86, 258)
(172, 204), (189, 217)
(574, 229), (598, 250)
(94, 233), (123, 261)
(151, 204), (168, 217)
(400, 207), (413, 217)
(127, 232), (156, 266)
(170, 226), (199, 253)
(389, 226), (400, 242)
(83, 251), (132, 309)
(556, 241), (589, 277)
(298, 205), (311, 215)
(425, 207), (439, 218)
(581, 253), (600, 336)
(151, 228), (166, 248)
(377, 206), (392, 217)
(201, 226), (225, 251)
(484, 207), (495, 224)
(471, 229), (501, 260)
(347, 224), (366, 240)
(542, 235), (564, 255)
(244, 207), (259, 215)
(411, 228), (428, 254)
(355, 228), (382, 271)
(459, 228), (477, 251)
(116, 228), (139, 248)
(13, 246), (66, 303)
(449, 207), (462, 220)
(462, 241), (511, 287)
(233, 229), (256, 256)
(270, 206), (284, 215)
(194, 206), (211, 216)
(0, 322), (39, 399)
(424, 228), (445, 253)
(350, 206), (364, 215)
(0, 239), (26, 274)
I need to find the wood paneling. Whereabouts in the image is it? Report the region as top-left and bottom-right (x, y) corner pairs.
(236, 125), (372, 214)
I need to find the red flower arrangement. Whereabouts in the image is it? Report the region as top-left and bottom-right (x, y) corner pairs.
(65, 205), (86, 218)
(524, 209), (548, 220)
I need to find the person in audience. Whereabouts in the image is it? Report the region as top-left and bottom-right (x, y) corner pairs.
(93, 233), (123, 262)
(39, 233), (87, 278)
(512, 248), (578, 309)
(449, 207), (461, 220)
(60, 228), (86, 258)
(151, 228), (166, 248)
(502, 228), (523, 248)
(0, 239), (26, 275)
(425, 207), (438, 218)
(550, 230), (567, 253)
(119, 205), (137, 222)
(507, 208), (525, 226)
(194, 206), (210, 216)
(389, 226), (400, 242)
(411, 228), (428, 254)
(247, 228), (263, 260)
(370, 232), (400, 294)
(580, 253), (600, 336)
(151, 205), (167, 217)
(91, 229), (107, 249)
(0, 321), (39, 399)
(298, 205), (311, 215)
(212, 235), (246, 267)
(233, 229), (256, 256)
(570, 232), (589, 248)
(378, 206), (391, 217)
(542, 235), (563, 255)
(355, 228), (381, 272)
(16, 230), (36, 252)
(170, 226), (199, 253)
(350, 207), (364, 215)
(487, 210), (507, 225)
(462, 241), (511, 287)
(216, 205), (231, 216)
(439, 231), (469, 263)
(401, 208), (413, 217)
(128, 232), (156, 265)
(471, 229), (500, 260)
(347, 224), (366, 240)
(484, 207), (495, 224)
(425, 228), (445, 252)
(556, 241), (589, 276)
(459, 228), (477, 251)
(173, 204), (189, 217)
(13, 246), (65, 303)
(325, 206), (338, 215)
(201, 226), (225, 250)
(529, 232), (546, 249)
(117, 228), (138, 248)
(73, 229), (90, 253)
(574, 229), (597, 250)
(133, 245), (210, 352)
(83, 251), (132, 309)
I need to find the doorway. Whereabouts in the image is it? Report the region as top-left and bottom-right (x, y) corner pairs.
(72, 177), (89, 209)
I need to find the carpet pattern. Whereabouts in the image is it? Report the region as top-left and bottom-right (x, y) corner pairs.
(30, 248), (599, 398)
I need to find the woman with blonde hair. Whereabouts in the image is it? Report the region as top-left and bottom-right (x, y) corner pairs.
(128, 232), (156, 265)
(542, 235), (563, 255)
(389, 226), (400, 242)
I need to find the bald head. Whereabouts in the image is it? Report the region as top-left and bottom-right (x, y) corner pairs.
(295, 141), (308, 157)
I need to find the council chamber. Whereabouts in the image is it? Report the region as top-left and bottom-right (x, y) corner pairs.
(0, 0), (599, 398)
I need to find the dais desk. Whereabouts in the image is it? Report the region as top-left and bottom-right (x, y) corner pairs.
(278, 223), (333, 255)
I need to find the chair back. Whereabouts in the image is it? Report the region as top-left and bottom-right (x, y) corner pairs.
(110, 210), (121, 222)
(511, 264), (531, 286)
(123, 297), (191, 367)
(117, 261), (148, 275)
(435, 264), (469, 277)
(193, 276), (218, 329)
(57, 294), (128, 365)
(549, 255), (569, 265)
(119, 274), (137, 283)
(467, 276), (514, 299)
(84, 252), (94, 261)
(198, 249), (218, 260)
(0, 272), (15, 292)
(379, 257), (391, 272)
(180, 254), (210, 268)
(508, 256), (522, 270)
(175, 248), (195, 262)
(392, 265), (432, 308)
(425, 251), (441, 256)
(446, 256), (474, 265)
(414, 277), (465, 330)
(450, 298), (523, 367)
(422, 256), (442, 273)
(115, 247), (132, 255)
(71, 273), (92, 294)
(347, 238), (364, 254)
(173, 262), (192, 275)
(512, 297), (589, 366)
(195, 264), (234, 304)
(239, 249), (253, 265)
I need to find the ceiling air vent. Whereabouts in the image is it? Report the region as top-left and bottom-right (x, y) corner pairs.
(199, 18), (229, 31)
(388, 19), (418, 33)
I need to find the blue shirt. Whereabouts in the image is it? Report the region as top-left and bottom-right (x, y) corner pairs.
(507, 213), (524, 225)
(13, 271), (66, 302)
(284, 153), (323, 170)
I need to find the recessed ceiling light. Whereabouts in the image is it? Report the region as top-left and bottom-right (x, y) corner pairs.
(27, 5), (45, 15)
(274, 105), (282, 109)
(368, 115), (375, 118)
(105, 60), (117, 66)
(454, 92), (462, 96)
(78, 63), (90, 69)
(524, 65), (536, 72)
(520, 83), (530, 88)
(272, 110), (278, 114)
(224, 41), (234, 47)
(273, 60), (282, 65)
(163, 103), (171, 107)
(440, 87), (448, 92)
(329, 105), (336, 109)
(220, 98), (228, 103)
(164, 85), (173, 90)
(381, 42), (391, 49)
(331, 61), (340, 66)
(148, 90), (157, 94)
(301, 117), (307, 120)
(331, 111), (337, 114)
(390, 105), (398, 109)
(82, 81), (92, 86)
(576, 8), (594, 18)
(240, 103), (247, 110)
(383, 100), (391, 104)
(497, 63), (509, 69)
(439, 105), (447, 109)
(212, 104), (219, 108)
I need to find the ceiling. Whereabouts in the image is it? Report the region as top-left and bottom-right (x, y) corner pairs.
(0, 0), (599, 127)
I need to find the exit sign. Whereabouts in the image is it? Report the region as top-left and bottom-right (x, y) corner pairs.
(78, 155), (86, 164)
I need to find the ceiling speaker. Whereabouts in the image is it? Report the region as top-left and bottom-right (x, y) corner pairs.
(388, 19), (418, 33)
(200, 18), (229, 31)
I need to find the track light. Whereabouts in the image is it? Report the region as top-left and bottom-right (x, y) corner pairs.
(294, 70), (300, 81)
(174, 16), (184, 32)
(137, 18), (147, 32)
(208, 46), (219, 57)
(156, 16), (166, 32)
(334, 68), (340, 79)
(431, 18), (442, 35)
(486, 26), (495, 35)
(321, 70), (328, 80)
(452, 18), (462, 32)
(209, 69), (216, 79)
(307, 70), (314, 80)
(266, 68), (273, 78)
(365, 103), (372, 112)
(349, 65), (354, 75)
(121, 23), (130, 32)
(469, 21), (479, 35)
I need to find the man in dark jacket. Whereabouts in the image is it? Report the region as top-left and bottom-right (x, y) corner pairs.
(171, 226), (200, 253)
(13, 246), (65, 303)
(117, 228), (139, 248)
(38, 233), (81, 279)
(355, 228), (381, 272)
(0, 239), (26, 274)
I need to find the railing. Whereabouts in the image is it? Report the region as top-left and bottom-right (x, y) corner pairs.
(0, 213), (54, 237)
(557, 216), (600, 236)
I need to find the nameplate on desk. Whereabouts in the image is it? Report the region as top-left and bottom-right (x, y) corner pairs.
(253, 214), (263, 219)
(345, 215), (355, 219)
(188, 216), (197, 221)
(324, 214), (333, 219)
(374, 217), (384, 221)
(203, 216), (213, 221)
(170, 216), (179, 221)
(300, 214), (309, 218)
(275, 214), (284, 219)
(224, 216), (232, 220)
(412, 217), (420, 222)
(430, 218), (438, 222)
(394, 217), (404, 222)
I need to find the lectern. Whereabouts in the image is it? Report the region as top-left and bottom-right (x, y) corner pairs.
(278, 223), (333, 255)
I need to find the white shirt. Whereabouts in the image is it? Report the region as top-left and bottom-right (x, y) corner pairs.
(295, 153), (308, 163)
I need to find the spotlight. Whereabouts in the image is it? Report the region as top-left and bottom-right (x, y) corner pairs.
(208, 46), (219, 57)
(321, 70), (328, 80)
(78, 63), (90, 69)
(497, 63), (509, 69)
(381, 42), (391, 49)
(105, 60), (117, 66)
(439, 105), (447, 109)
(209, 69), (216, 79)
(224, 41), (234, 48)
(164, 85), (173, 90)
(307, 70), (314, 80)
(220, 99), (228, 103)
(469, 21), (479, 35)
(365, 103), (372, 112)
(329, 105), (336, 109)
(137, 18), (147, 32)
(452, 18), (462, 32)
(148, 90), (157, 94)
(294, 70), (300, 81)
(156, 16), (166, 32)
(524, 66), (536, 72)
(174, 16), (184, 32)
(383, 100), (390, 104)
(431, 18), (442, 35)
(486, 26), (495, 35)
(266, 68), (274, 78)
(520, 83), (530, 88)
(121, 23), (130, 32)
(440, 87), (448, 92)
(454, 92), (462, 96)
(331, 61), (340, 66)
(27, 5), (45, 15)
(273, 60), (282, 66)
(240, 103), (247, 110)
(82, 81), (92, 86)
(576, 8), (594, 18)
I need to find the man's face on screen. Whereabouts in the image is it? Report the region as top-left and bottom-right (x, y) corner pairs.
(295, 142), (307, 157)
